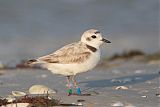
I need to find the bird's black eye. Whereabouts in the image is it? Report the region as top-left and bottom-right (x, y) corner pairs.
(91, 35), (96, 38)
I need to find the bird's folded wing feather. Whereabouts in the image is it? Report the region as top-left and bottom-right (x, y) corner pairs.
(38, 42), (91, 64)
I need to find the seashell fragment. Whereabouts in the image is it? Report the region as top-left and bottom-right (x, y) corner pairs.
(141, 95), (147, 98)
(6, 96), (16, 102)
(29, 85), (56, 94)
(111, 101), (124, 107)
(77, 103), (83, 106)
(12, 91), (26, 97)
(115, 86), (129, 90)
(1, 103), (29, 107)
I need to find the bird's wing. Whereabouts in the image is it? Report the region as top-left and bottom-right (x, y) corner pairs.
(38, 42), (91, 64)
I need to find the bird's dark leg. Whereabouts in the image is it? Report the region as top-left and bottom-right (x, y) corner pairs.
(72, 75), (81, 95)
(66, 76), (72, 95)
(72, 75), (78, 88)
(66, 76), (70, 87)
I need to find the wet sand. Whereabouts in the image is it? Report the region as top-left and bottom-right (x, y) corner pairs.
(0, 61), (159, 107)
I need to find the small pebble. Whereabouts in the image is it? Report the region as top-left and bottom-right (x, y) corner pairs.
(115, 86), (129, 90)
(111, 101), (124, 107)
(156, 93), (160, 97)
(48, 96), (52, 99)
(77, 99), (85, 102)
(141, 95), (147, 98)
(78, 103), (83, 106)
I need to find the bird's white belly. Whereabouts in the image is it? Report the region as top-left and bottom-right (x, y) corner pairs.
(45, 51), (100, 76)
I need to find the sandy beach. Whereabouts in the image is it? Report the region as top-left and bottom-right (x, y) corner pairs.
(0, 61), (159, 107)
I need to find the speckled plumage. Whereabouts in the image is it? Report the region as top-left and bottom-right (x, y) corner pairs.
(28, 29), (111, 76)
(38, 42), (92, 64)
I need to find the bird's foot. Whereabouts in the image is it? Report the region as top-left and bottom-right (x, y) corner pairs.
(67, 89), (72, 96)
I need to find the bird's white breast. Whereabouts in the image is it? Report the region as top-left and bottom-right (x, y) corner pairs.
(75, 49), (100, 74)
(45, 50), (101, 76)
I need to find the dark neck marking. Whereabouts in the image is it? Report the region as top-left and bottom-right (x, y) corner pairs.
(86, 44), (97, 52)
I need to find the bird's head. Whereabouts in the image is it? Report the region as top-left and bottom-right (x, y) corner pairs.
(81, 29), (111, 48)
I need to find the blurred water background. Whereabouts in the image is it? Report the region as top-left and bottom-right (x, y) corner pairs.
(0, 0), (159, 63)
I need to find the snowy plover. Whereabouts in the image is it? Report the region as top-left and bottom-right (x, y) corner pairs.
(28, 29), (111, 95)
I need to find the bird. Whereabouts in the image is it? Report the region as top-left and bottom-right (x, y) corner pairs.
(27, 29), (111, 95)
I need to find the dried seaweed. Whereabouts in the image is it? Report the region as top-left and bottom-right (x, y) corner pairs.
(0, 95), (60, 106)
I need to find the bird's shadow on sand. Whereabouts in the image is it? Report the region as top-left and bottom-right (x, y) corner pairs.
(80, 73), (160, 88)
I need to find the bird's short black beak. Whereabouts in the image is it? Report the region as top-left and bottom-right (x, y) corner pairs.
(101, 38), (111, 43)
